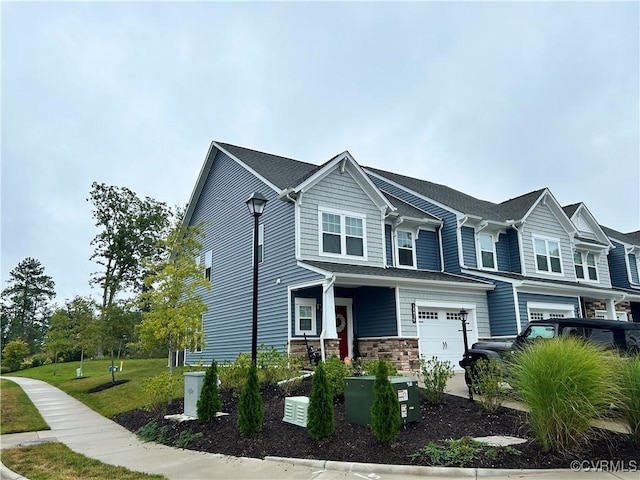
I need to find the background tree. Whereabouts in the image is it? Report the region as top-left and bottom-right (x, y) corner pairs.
(136, 221), (209, 376)
(1, 257), (55, 353)
(2, 339), (30, 372)
(99, 300), (140, 383)
(45, 310), (75, 375)
(64, 296), (99, 373)
(88, 183), (170, 381)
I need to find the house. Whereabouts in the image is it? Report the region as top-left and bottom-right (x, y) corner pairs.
(183, 141), (637, 370)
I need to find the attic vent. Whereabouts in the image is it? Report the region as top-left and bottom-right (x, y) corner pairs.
(283, 396), (309, 427)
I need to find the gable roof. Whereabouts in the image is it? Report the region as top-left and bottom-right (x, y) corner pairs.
(562, 203), (581, 218)
(560, 202), (612, 248)
(382, 192), (441, 223)
(601, 225), (640, 247)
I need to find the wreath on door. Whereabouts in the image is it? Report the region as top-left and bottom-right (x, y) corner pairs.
(336, 314), (346, 333)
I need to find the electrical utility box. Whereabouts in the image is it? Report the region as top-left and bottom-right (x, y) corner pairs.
(344, 376), (420, 426)
(183, 371), (206, 418)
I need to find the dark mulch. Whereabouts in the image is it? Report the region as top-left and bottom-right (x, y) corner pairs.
(87, 379), (129, 393)
(112, 378), (639, 469)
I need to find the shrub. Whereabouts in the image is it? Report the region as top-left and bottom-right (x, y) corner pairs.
(306, 361), (335, 440)
(419, 356), (454, 404)
(142, 372), (175, 418)
(323, 355), (353, 399)
(218, 353), (251, 396)
(370, 359), (401, 443)
(509, 336), (618, 452)
(469, 357), (503, 413)
(237, 363), (263, 437)
(278, 376), (303, 396)
(358, 358), (398, 377)
(136, 420), (169, 444)
(619, 356), (640, 443)
(2, 340), (30, 372)
(173, 430), (203, 449)
(197, 360), (222, 423)
(411, 437), (485, 467)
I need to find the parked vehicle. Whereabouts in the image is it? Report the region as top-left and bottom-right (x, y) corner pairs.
(459, 318), (640, 387)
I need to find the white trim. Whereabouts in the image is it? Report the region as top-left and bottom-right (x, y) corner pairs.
(395, 285), (403, 336)
(358, 336), (420, 340)
(526, 301), (575, 320)
(521, 190), (577, 236)
(594, 309), (628, 321)
(573, 250), (598, 283)
(395, 228), (417, 269)
(287, 286), (292, 355)
(513, 284), (522, 333)
(476, 232), (497, 271)
(318, 206), (368, 260)
(335, 297), (354, 358)
(569, 204), (613, 248)
(532, 234), (564, 275)
(213, 142), (281, 193)
(295, 200), (301, 260)
(294, 297), (318, 336)
(381, 210), (388, 267)
(437, 224), (445, 271)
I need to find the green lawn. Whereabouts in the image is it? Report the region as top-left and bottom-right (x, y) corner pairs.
(0, 379), (50, 434)
(7, 358), (187, 418)
(1, 442), (167, 480)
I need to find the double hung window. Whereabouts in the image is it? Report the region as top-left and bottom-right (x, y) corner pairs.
(534, 237), (562, 273)
(320, 209), (366, 258)
(478, 233), (496, 269)
(294, 298), (317, 335)
(574, 251), (597, 281)
(396, 230), (414, 267)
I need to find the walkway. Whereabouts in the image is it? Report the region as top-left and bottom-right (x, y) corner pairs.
(1, 376), (635, 480)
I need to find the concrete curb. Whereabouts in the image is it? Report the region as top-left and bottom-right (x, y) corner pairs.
(0, 461), (29, 480)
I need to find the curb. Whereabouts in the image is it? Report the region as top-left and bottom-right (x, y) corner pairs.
(0, 461), (29, 480)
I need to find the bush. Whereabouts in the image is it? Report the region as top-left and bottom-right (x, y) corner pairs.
(257, 344), (305, 385)
(370, 359), (401, 443)
(142, 372), (175, 418)
(357, 358), (398, 377)
(469, 357), (503, 413)
(237, 363), (263, 437)
(218, 353), (252, 396)
(419, 356), (454, 404)
(509, 336), (618, 452)
(619, 356), (640, 443)
(306, 361), (334, 440)
(197, 360), (222, 423)
(323, 355), (353, 399)
(2, 339), (30, 372)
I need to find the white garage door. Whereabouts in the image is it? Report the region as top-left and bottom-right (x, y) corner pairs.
(417, 308), (473, 371)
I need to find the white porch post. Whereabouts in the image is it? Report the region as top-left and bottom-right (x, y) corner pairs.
(323, 281), (337, 339)
(605, 298), (617, 320)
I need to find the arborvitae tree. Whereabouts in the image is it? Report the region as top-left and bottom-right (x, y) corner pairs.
(197, 360), (222, 423)
(306, 361), (335, 441)
(370, 360), (401, 443)
(237, 363), (263, 437)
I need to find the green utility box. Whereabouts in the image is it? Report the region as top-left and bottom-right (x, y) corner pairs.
(344, 376), (420, 426)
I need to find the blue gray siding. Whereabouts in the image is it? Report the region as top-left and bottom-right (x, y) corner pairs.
(496, 233), (511, 272)
(369, 176), (461, 273)
(485, 280), (518, 336)
(630, 254), (639, 284)
(385, 224), (393, 266)
(506, 228), (521, 273)
(353, 287), (397, 337)
(186, 150), (321, 363)
(608, 241), (631, 288)
(517, 293), (579, 330)
(416, 230), (440, 270)
(461, 227), (476, 267)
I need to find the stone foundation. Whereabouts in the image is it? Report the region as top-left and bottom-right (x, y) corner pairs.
(290, 339), (341, 366)
(357, 338), (420, 372)
(584, 300), (632, 321)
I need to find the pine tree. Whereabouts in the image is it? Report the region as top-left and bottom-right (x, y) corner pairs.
(370, 360), (401, 443)
(197, 360), (222, 423)
(237, 363), (263, 437)
(306, 361), (335, 441)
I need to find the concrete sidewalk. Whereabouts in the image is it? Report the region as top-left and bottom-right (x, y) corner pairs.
(1, 376), (635, 480)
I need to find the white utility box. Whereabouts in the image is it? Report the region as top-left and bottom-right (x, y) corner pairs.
(183, 371), (205, 418)
(283, 396), (309, 427)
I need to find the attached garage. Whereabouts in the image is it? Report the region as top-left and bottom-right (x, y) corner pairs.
(416, 304), (478, 371)
(526, 302), (575, 322)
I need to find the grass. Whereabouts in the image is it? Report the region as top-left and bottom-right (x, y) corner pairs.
(0, 379), (50, 434)
(0, 442), (167, 480)
(619, 356), (640, 442)
(7, 358), (187, 418)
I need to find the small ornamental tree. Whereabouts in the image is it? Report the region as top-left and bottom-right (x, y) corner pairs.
(237, 363), (263, 437)
(370, 360), (401, 443)
(197, 360), (222, 423)
(306, 361), (335, 441)
(2, 339), (30, 372)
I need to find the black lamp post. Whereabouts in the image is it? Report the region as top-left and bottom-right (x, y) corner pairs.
(459, 308), (473, 400)
(246, 192), (268, 365)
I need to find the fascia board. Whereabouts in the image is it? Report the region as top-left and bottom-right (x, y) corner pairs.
(327, 272), (495, 291)
(573, 204), (614, 248)
(460, 269), (523, 287)
(522, 189), (577, 236)
(518, 280), (625, 299)
(182, 142), (217, 228)
(213, 141), (281, 194)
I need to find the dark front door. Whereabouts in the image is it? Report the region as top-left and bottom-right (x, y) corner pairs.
(336, 304), (349, 359)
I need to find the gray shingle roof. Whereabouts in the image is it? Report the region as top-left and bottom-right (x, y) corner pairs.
(383, 193), (440, 222)
(626, 230), (640, 244)
(574, 235), (607, 247)
(304, 261), (490, 285)
(600, 225), (639, 246)
(562, 203), (581, 218)
(464, 268), (621, 292)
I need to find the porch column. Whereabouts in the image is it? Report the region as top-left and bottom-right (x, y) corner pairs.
(605, 298), (617, 320)
(323, 281), (337, 339)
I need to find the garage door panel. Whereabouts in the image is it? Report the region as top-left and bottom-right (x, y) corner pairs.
(417, 308), (469, 371)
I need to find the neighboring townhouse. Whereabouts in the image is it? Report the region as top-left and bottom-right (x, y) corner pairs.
(183, 142), (493, 371)
(599, 225), (640, 321)
(183, 141), (636, 370)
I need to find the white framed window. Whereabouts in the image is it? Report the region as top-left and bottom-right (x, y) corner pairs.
(204, 250), (212, 281)
(477, 233), (496, 270)
(255, 224), (264, 264)
(396, 230), (415, 268)
(319, 207), (367, 259)
(533, 236), (562, 274)
(574, 251), (598, 281)
(294, 298), (317, 336)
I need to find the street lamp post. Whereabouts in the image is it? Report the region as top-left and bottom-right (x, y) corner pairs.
(459, 308), (473, 400)
(246, 192), (268, 365)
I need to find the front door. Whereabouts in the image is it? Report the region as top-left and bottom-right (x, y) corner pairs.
(335, 304), (349, 359)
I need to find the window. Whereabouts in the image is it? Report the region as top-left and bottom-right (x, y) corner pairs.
(478, 233), (496, 269)
(418, 310), (438, 320)
(294, 298), (317, 335)
(534, 237), (562, 273)
(397, 230), (414, 267)
(320, 209), (366, 258)
(204, 250), (212, 281)
(574, 251), (598, 281)
(257, 224), (264, 263)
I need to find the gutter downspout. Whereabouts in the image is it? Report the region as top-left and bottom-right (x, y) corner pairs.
(319, 275), (336, 360)
(437, 223), (445, 272)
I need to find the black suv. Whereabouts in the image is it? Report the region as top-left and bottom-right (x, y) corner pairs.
(459, 318), (640, 387)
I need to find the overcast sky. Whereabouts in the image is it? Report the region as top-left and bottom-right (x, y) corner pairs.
(2, 1), (639, 304)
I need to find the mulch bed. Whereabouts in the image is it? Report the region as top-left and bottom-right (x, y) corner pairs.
(112, 378), (639, 469)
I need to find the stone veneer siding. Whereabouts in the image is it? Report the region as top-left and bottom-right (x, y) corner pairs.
(357, 338), (420, 372)
(290, 339), (340, 366)
(584, 300), (633, 321)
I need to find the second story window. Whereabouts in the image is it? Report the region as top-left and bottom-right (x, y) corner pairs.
(320, 209), (366, 258)
(534, 237), (562, 274)
(204, 250), (212, 281)
(257, 224), (264, 263)
(478, 233), (496, 269)
(397, 230), (414, 267)
(574, 251), (597, 281)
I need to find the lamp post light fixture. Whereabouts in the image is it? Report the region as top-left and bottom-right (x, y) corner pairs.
(458, 308), (473, 400)
(246, 192), (268, 365)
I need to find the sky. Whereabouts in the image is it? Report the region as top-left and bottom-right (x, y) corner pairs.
(2, 1), (639, 305)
